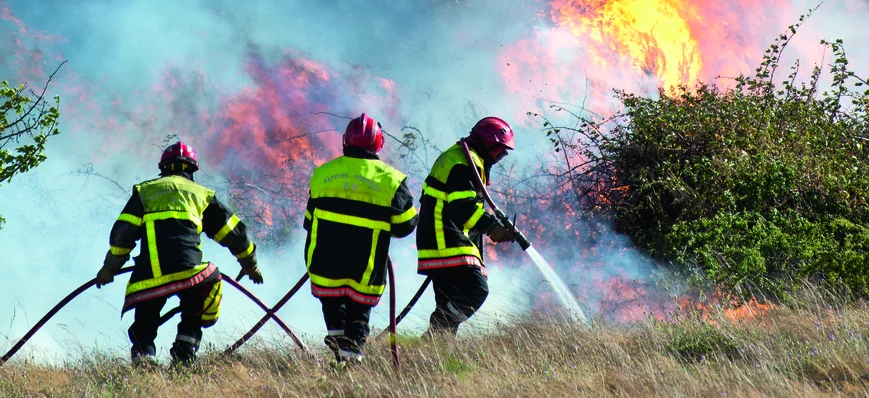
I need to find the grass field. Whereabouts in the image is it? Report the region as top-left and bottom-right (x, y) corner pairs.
(3, 287), (869, 397)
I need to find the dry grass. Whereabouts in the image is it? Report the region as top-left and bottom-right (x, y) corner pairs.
(5, 288), (869, 397)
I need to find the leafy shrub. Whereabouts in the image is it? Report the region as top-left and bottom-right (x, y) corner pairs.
(536, 10), (869, 299)
(657, 321), (742, 362)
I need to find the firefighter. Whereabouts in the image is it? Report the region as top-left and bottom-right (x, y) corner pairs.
(417, 116), (516, 336)
(304, 113), (418, 365)
(94, 141), (264, 367)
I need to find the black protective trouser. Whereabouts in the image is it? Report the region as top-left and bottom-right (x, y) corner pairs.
(426, 265), (489, 336)
(320, 297), (373, 361)
(128, 280), (215, 363)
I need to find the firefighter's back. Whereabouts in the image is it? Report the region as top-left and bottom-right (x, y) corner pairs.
(305, 153), (406, 304)
(134, 175), (215, 272)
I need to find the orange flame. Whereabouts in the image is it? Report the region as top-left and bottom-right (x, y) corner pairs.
(500, 0), (789, 119)
(722, 298), (774, 323)
(677, 293), (778, 325)
(550, 0), (702, 88)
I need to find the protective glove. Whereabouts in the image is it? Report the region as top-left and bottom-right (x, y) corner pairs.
(487, 224), (516, 243)
(96, 266), (116, 289)
(236, 265), (264, 284)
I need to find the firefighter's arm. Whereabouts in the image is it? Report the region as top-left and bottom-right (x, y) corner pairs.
(104, 189), (143, 269)
(97, 189), (143, 287)
(303, 191), (314, 231)
(444, 164), (498, 233)
(390, 178), (418, 238)
(202, 197), (260, 277)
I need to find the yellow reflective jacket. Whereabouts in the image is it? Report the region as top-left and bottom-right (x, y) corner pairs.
(304, 147), (418, 305)
(416, 143), (498, 275)
(104, 173), (256, 312)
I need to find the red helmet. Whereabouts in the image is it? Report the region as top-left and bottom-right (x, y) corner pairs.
(468, 116), (514, 162)
(159, 141), (199, 171)
(343, 113), (384, 153)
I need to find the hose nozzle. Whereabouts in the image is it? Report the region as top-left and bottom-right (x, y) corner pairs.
(513, 230), (532, 251)
(495, 210), (532, 251)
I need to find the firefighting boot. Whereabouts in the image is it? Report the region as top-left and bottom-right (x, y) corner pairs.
(324, 333), (343, 367)
(131, 348), (159, 370)
(169, 339), (198, 367)
(338, 348), (363, 368)
(328, 347), (364, 370)
(329, 353), (362, 371)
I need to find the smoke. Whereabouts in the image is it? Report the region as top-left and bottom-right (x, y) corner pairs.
(0, 0), (866, 363)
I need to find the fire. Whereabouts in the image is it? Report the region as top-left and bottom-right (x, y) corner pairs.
(676, 293), (777, 325)
(191, 50), (404, 242)
(592, 275), (667, 321)
(493, 0), (795, 324)
(722, 298), (773, 323)
(550, 0), (702, 88)
(203, 50), (342, 201)
(499, 0), (788, 118)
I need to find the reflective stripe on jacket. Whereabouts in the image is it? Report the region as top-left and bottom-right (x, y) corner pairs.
(304, 148), (418, 306)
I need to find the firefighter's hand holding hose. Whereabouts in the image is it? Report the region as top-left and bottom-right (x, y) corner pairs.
(95, 267), (116, 288)
(235, 248), (264, 284)
(487, 223), (516, 243)
(236, 266), (264, 284)
(493, 210), (532, 250)
(96, 250), (127, 289)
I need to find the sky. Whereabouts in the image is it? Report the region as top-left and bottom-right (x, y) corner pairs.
(1, 0), (867, 364)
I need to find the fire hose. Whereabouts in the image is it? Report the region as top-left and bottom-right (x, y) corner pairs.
(0, 266), (310, 365)
(224, 256), (400, 369)
(458, 137), (532, 251)
(374, 276), (430, 340)
(224, 273), (310, 355)
(386, 255), (399, 369)
(224, 273), (313, 357)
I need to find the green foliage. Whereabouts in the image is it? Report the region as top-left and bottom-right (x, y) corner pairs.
(657, 321), (742, 362)
(538, 9), (869, 298)
(0, 82), (61, 183)
(440, 354), (473, 380)
(0, 64), (64, 230)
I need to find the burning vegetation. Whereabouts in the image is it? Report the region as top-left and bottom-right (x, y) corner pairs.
(3, 1), (869, 393)
(516, 5), (869, 319)
(3, 0), (861, 323)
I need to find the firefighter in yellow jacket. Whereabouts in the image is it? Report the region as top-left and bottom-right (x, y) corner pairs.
(417, 117), (516, 336)
(304, 113), (418, 364)
(94, 141), (264, 367)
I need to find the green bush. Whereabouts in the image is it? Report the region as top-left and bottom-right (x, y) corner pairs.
(538, 10), (869, 299)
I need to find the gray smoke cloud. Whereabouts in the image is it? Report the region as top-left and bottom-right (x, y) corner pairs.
(0, 0), (866, 364)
